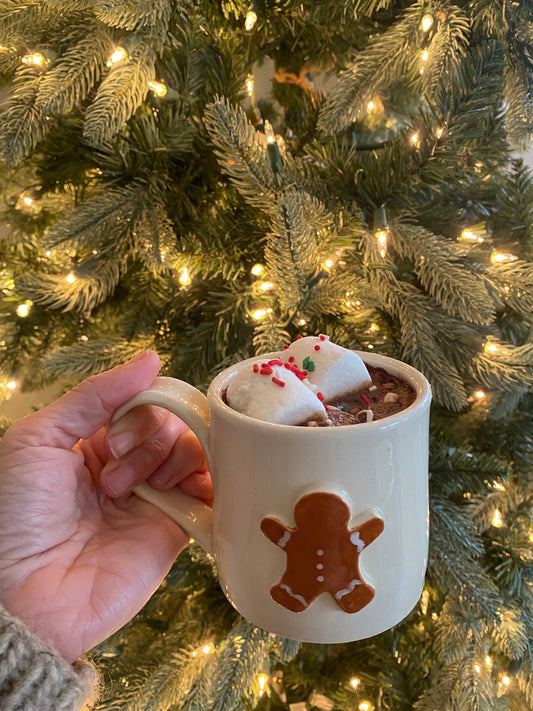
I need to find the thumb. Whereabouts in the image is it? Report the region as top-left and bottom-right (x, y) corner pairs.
(12, 351), (161, 450)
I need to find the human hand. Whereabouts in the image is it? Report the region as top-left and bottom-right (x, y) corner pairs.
(0, 351), (211, 662)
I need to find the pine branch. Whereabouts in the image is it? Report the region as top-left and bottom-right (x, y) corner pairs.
(43, 182), (158, 256)
(35, 24), (113, 115)
(83, 40), (156, 145)
(392, 221), (495, 326)
(467, 345), (533, 395)
(318, 0), (469, 134)
(428, 493), (501, 617)
(16, 257), (124, 313)
(0, 66), (51, 164)
(204, 97), (276, 211)
(265, 188), (331, 312)
(210, 619), (271, 711)
(94, 0), (172, 32)
(42, 337), (153, 381)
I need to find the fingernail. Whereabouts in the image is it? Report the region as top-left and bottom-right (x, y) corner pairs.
(103, 462), (136, 496)
(149, 469), (173, 488)
(107, 430), (136, 459)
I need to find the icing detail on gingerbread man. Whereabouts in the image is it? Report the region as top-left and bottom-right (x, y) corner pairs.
(260, 492), (384, 614)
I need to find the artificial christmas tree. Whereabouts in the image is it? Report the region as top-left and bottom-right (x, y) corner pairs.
(1, 0), (533, 708)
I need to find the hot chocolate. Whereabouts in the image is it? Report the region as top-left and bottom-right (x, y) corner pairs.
(225, 335), (416, 426)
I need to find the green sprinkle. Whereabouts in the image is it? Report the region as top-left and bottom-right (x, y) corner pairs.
(303, 356), (315, 371)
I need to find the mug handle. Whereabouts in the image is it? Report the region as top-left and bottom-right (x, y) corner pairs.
(110, 376), (215, 555)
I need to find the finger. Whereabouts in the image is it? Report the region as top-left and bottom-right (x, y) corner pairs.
(105, 404), (179, 460)
(179, 470), (213, 503)
(6, 351), (161, 451)
(100, 416), (190, 497)
(147, 429), (208, 489)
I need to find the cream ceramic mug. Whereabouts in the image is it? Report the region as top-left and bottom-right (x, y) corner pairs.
(113, 350), (431, 643)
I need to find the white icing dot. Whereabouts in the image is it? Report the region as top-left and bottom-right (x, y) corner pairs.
(316, 549), (324, 556)
(317, 575), (325, 582)
(316, 563), (324, 570)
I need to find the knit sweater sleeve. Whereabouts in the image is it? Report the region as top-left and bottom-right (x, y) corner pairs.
(0, 603), (99, 711)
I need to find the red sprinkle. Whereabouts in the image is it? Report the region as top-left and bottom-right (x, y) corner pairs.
(284, 362), (307, 380)
(288, 356), (295, 362)
(317, 392), (324, 401)
(268, 358), (283, 366)
(253, 363), (259, 373)
(319, 334), (326, 341)
(283, 344), (289, 349)
(314, 345), (321, 351)
(260, 364), (273, 375)
(272, 376), (286, 387)
(297, 335), (303, 339)
(361, 394), (371, 405)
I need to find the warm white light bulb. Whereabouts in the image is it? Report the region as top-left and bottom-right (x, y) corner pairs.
(350, 677), (360, 689)
(251, 263), (264, 276)
(66, 272), (76, 284)
(107, 47), (127, 67)
(16, 302), (32, 318)
(6, 380), (17, 390)
(491, 251), (518, 264)
(375, 229), (388, 257)
(179, 267), (191, 286)
(421, 14), (434, 31)
(245, 10), (258, 31)
(148, 80), (167, 97)
(492, 509), (503, 528)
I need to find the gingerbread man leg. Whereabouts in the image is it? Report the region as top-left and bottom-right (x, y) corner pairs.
(270, 581), (310, 612)
(333, 580), (375, 613)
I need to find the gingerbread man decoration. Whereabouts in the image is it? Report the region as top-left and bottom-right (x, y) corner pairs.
(260, 492), (384, 613)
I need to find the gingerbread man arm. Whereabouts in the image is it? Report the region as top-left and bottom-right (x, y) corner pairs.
(350, 516), (384, 551)
(260, 516), (293, 548)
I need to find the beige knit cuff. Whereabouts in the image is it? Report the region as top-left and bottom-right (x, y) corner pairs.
(0, 604), (99, 711)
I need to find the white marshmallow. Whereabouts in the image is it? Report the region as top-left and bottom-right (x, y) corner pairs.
(226, 361), (327, 425)
(282, 336), (371, 401)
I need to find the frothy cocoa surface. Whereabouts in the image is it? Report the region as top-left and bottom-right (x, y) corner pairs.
(304, 365), (416, 427)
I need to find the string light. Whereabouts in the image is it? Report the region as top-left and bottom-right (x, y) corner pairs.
(373, 206), (390, 258)
(257, 673), (268, 696)
(259, 281), (273, 291)
(410, 132), (420, 147)
(245, 9), (258, 31)
(484, 340), (507, 355)
(66, 272), (76, 284)
(492, 509), (503, 528)
(16, 300), (32, 317)
(251, 263), (264, 276)
(6, 380), (16, 391)
(349, 677), (360, 689)
(246, 75), (255, 98)
(436, 127), (444, 138)
(485, 655), (492, 668)
(367, 100), (375, 112)
(192, 643), (213, 656)
(421, 50), (429, 62)
(178, 267), (191, 286)
(421, 14), (434, 31)
(358, 702), (374, 711)
(148, 80), (167, 97)
(474, 390), (486, 400)
(490, 251), (518, 264)
(474, 663), (482, 673)
(107, 47), (127, 67)
(297, 318), (306, 326)
(251, 307), (273, 320)
(22, 52), (46, 66)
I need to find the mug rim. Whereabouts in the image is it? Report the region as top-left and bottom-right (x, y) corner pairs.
(207, 350), (432, 433)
